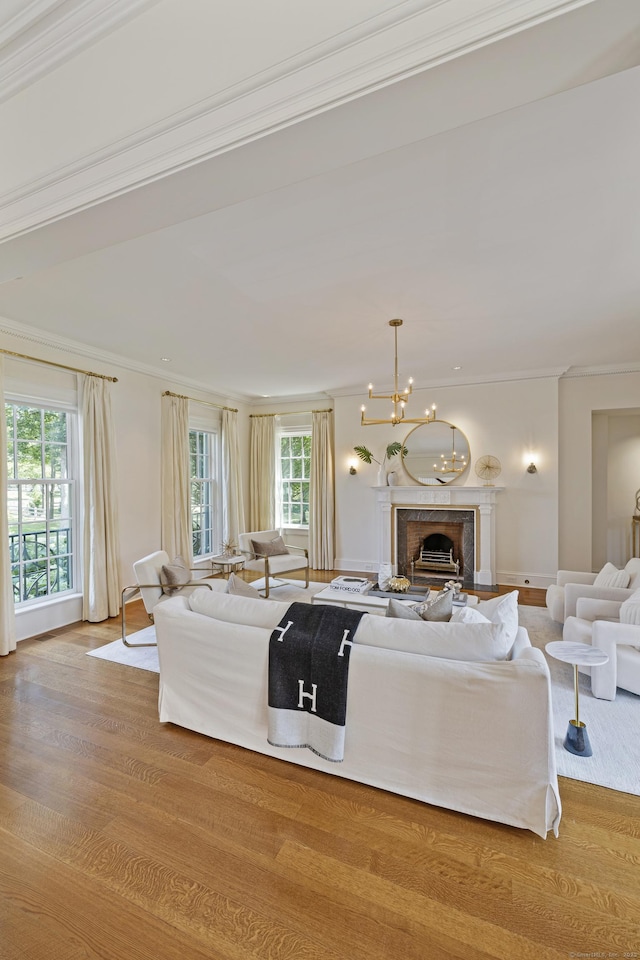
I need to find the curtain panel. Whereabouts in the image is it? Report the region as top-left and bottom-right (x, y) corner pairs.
(0, 358), (17, 655)
(221, 408), (245, 549)
(161, 393), (193, 564)
(249, 415), (276, 531)
(310, 410), (335, 570)
(81, 375), (121, 622)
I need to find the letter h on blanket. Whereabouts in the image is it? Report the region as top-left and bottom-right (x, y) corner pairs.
(267, 602), (365, 762)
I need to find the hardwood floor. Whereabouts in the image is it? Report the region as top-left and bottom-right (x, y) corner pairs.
(1, 575), (639, 959)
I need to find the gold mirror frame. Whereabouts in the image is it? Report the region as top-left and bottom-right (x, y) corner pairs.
(401, 419), (471, 486)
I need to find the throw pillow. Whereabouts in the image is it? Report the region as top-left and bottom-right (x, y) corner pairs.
(450, 605), (491, 624)
(619, 588), (640, 625)
(475, 590), (519, 651)
(386, 598), (422, 620)
(624, 558), (640, 589)
(227, 573), (262, 599)
(161, 556), (191, 595)
(593, 562), (630, 589)
(355, 615), (511, 661)
(251, 535), (289, 558)
(411, 589), (453, 622)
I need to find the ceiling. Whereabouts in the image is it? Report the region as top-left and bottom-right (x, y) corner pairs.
(0, 0), (639, 402)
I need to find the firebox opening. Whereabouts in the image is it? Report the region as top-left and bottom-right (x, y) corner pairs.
(412, 534), (459, 578)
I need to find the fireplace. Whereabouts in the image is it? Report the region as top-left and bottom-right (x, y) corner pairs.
(372, 484), (502, 588)
(396, 509), (475, 587)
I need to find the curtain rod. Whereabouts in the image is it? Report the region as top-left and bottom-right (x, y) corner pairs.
(249, 408), (333, 418)
(0, 347), (118, 381)
(162, 390), (238, 413)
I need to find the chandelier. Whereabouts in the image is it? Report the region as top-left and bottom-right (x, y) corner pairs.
(436, 425), (467, 474)
(361, 319), (436, 426)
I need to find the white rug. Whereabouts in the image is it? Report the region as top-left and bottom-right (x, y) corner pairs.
(87, 593), (640, 797)
(519, 605), (640, 797)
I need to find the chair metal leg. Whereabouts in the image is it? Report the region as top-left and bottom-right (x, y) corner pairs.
(121, 585), (157, 647)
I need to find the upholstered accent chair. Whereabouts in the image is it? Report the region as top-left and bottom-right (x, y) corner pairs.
(237, 529), (309, 598)
(546, 558), (640, 624)
(563, 590), (640, 700)
(121, 550), (223, 646)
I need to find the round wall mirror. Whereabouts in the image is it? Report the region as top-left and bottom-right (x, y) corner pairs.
(401, 420), (471, 485)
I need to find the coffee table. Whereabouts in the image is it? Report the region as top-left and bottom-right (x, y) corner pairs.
(311, 587), (477, 615)
(545, 640), (609, 757)
(311, 586), (417, 615)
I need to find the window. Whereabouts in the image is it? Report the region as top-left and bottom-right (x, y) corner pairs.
(279, 432), (311, 527)
(190, 428), (220, 557)
(6, 403), (75, 604)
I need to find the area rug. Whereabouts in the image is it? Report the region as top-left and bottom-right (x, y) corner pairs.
(519, 605), (640, 797)
(87, 594), (640, 797)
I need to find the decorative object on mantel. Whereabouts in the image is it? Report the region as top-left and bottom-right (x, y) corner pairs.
(474, 454), (502, 486)
(353, 441), (407, 485)
(360, 318), (438, 426)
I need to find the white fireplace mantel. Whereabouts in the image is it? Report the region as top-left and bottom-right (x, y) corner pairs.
(373, 485), (504, 587)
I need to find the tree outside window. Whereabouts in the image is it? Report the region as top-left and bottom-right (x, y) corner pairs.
(6, 403), (74, 604)
(280, 433), (311, 527)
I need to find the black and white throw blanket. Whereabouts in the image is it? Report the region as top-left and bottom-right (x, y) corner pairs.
(267, 602), (365, 762)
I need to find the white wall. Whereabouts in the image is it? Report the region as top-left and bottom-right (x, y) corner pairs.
(559, 371), (640, 571)
(333, 376), (559, 588)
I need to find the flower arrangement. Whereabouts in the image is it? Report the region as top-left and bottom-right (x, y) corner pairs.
(353, 441), (408, 469)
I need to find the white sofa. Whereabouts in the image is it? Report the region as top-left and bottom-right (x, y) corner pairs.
(153, 590), (562, 838)
(546, 558), (640, 623)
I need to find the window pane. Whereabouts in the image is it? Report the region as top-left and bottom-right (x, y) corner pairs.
(16, 441), (42, 478)
(44, 411), (67, 442)
(6, 406), (14, 441)
(22, 484), (46, 520)
(281, 436), (290, 457)
(45, 443), (68, 478)
(292, 458), (302, 479)
(16, 407), (42, 441)
(48, 484), (71, 521)
(291, 436), (302, 457)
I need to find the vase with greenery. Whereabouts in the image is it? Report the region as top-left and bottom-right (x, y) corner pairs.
(353, 442), (408, 485)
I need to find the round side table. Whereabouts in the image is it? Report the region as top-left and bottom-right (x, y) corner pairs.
(209, 554), (245, 577)
(545, 641), (609, 757)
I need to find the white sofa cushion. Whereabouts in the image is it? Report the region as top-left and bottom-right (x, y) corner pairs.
(354, 615), (511, 661)
(475, 591), (519, 649)
(593, 562), (630, 589)
(188, 587), (291, 628)
(451, 606), (491, 624)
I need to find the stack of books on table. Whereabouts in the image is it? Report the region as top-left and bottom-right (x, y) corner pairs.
(329, 576), (373, 595)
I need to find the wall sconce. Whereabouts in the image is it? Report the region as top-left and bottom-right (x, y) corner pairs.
(527, 461), (538, 474)
(348, 458), (358, 475)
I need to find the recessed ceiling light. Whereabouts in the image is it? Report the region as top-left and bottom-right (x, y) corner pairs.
(161, 357), (171, 362)
(453, 365), (461, 370)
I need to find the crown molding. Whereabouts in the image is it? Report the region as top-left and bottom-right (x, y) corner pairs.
(0, 315), (250, 405)
(0, 0), (160, 105)
(330, 365), (571, 397)
(561, 362), (640, 378)
(0, 0), (595, 243)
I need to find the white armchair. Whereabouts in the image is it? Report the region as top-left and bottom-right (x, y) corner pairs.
(121, 550), (225, 646)
(546, 558), (640, 623)
(563, 589), (640, 700)
(237, 529), (309, 598)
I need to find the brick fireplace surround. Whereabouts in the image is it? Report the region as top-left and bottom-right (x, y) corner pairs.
(373, 485), (504, 589)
